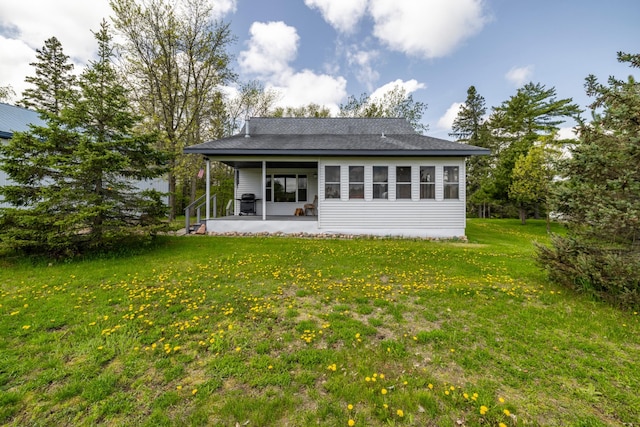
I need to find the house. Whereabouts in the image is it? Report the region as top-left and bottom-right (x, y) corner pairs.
(0, 102), (168, 208)
(184, 117), (490, 238)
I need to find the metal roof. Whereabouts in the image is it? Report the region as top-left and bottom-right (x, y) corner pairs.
(0, 103), (45, 139)
(184, 117), (490, 157)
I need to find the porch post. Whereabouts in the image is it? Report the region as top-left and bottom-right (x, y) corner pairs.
(262, 160), (267, 220)
(205, 157), (211, 219)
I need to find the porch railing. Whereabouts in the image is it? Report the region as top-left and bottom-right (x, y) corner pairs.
(184, 194), (217, 234)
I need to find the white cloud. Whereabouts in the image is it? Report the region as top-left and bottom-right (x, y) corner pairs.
(346, 48), (380, 90)
(367, 0), (489, 59)
(557, 125), (579, 140)
(370, 79), (426, 101)
(304, 0), (368, 33)
(0, 0), (237, 101)
(210, 0), (238, 18)
(505, 65), (534, 87)
(238, 21), (348, 113)
(437, 102), (464, 130)
(238, 21), (300, 78)
(269, 70), (347, 114)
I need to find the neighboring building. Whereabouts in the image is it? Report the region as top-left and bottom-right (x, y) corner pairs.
(0, 102), (167, 208)
(0, 103), (46, 208)
(184, 117), (490, 238)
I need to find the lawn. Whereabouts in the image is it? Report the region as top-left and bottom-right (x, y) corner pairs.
(0, 219), (638, 426)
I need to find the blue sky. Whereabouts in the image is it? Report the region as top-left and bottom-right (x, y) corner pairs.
(1, 0), (639, 138)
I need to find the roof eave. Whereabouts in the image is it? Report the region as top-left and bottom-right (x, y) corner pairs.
(183, 148), (490, 157)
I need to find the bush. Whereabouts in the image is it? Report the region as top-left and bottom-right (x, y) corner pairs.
(537, 235), (640, 309)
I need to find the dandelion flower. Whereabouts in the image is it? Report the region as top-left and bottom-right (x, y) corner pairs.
(176, 385), (182, 390)
(348, 420), (355, 426)
(347, 404), (353, 410)
(192, 389), (198, 395)
(381, 388), (387, 395)
(499, 424), (507, 427)
(499, 397), (505, 403)
(503, 409), (511, 416)
(480, 405), (488, 415)
(396, 409), (404, 417)
(428, 383), (433, 390)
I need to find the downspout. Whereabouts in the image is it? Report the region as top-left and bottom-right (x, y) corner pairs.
(262, 160), (266, 221)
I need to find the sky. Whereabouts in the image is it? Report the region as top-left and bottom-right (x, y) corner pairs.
(1, 0), (639, 139)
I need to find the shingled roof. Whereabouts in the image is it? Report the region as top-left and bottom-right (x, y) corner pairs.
(184, 117), (490, 157)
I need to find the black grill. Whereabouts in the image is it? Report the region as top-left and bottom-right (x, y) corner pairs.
(239, 193), (256, 215)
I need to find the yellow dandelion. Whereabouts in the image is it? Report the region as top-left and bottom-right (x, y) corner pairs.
(396, 409), (404, 417)
(379, 373), (385, 379)
(480, 405), (488, 415)
(347, 404), (354, 410)
(192, 389), (198, 395)
(365, 377), (371, 382)
(463, 393), (469, 399)
(22, 325), (31, 330)
(381, 388), (388, 395)
(499, 424), (507, 427)
(503, 409), (511, 416)
(176, 385), (182, 390)
(445, 390), (450, 395)
(348, 420), (355, 427)
(428, 383), (433, 390)
(499, 397), (505, 403)
(268, 365), (273, 370)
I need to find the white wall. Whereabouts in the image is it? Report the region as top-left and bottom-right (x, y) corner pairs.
(318, 157), (467, 236)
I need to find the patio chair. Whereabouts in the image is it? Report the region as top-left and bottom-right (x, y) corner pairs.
(304, 195), (318, 216)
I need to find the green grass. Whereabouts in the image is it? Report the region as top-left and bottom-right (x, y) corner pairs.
(1, 219), (638, 426)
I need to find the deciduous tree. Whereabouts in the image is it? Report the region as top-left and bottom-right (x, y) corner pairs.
(110, 0), (236, 219)
(339, 85), (428, 133)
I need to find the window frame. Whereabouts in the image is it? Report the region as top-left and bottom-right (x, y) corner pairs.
(395, 166), (412, 199)
(443, 166), (460, 200)
(324, 165), (341, 199)
(372, 166), (388, 199)
(419, 166), (435, 200)
(349, 165), (365, 199)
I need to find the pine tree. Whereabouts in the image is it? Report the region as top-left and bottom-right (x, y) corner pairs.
(19, 37), (76, 115)
(537, 52), (640, 308)
(0, 22), (168, 256)
(488, 82), (580, 215)
(450, 86), (493, 217)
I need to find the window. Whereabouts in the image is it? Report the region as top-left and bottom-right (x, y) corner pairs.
(265, 176), (272, 202)
(325, 166), (341, 199)
(396, 166), (411, 199)
(349, 166), (364, 199)
(298, 175), (307, 202)
(373, 166), (388, 199)
(444, 166), (459, 199)
(420, 166), (435, 199)
(273, 174), (297, 202)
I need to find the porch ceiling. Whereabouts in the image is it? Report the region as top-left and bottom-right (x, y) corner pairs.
(218, 160), (317, 169)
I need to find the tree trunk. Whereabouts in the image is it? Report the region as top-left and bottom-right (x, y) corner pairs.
(519, 206), (527, 225)
(534, 203), (540, 219)
(168, 170), (176, 221)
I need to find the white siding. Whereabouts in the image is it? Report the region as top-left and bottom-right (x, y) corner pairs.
(318, 157), (467, 237)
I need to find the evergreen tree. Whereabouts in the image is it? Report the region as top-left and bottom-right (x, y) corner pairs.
(0, 85), (15, 102)
(19, 37), (76, 115)
(450, 86), (493, 217)
(487, 82), (580, 215)
(0, 22), (168, 256)
(537, 52), (640, 308)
